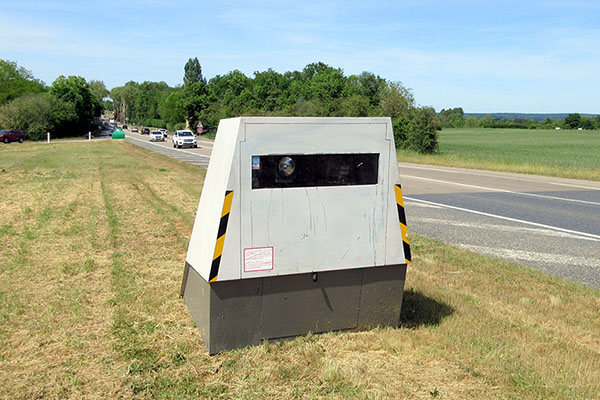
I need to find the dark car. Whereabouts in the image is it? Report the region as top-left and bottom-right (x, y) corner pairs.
(141, 128), (150, 135)
(122, 124), (128, 129)
(0, 130), (27, 144)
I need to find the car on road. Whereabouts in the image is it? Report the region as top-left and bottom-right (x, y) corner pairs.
(159, 128), (168, 138)
(141, 128), (150, 135)
(0, 129), (27, 144)
(150, 130), (165, 142)
(131, 127), (139, 133)
(122, 124), (128, 130)
(172, 130), (197, 148)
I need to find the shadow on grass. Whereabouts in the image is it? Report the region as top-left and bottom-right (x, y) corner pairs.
(400, 289), (454, 328)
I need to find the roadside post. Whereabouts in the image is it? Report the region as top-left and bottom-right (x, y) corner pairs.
(180, 117), (411, 354)
(88, 131), (91, 141)
(47, 132), (50, 143)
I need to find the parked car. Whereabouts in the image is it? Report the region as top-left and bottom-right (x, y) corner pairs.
(172, 130), (197, 148)
(0, 129), (27, 144)
(141, 128), (150, 135)
(149, 130), (165, 142)
(159, 128), (168, 138)
(131, 127), (139, 133)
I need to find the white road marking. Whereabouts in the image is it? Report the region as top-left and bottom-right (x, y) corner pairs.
(457, 244), (600, 269)
(399, 163), (600, 191)
(410, 216), (599, 241)
(403, 175), (600, 206)
(405, 201), (443, 209)
(404, 196), (600, 242)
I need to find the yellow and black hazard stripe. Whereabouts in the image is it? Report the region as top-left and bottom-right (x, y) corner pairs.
(208, 190), (233, 282)
(394, 184), (411, 264)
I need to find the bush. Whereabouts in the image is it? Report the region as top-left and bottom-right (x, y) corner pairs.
(392, 116), (410, 148)
(406, 107), (438, 153)
(393, 107), (438, 153)
(0, 93), (75, 140)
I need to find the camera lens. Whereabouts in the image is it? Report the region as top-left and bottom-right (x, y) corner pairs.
(278, 156), (295, 177)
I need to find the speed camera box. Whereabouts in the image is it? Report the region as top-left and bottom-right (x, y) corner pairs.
(180, 117), (411, 354)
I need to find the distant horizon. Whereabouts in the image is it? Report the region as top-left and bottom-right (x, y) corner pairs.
(463, 112), (599, 117)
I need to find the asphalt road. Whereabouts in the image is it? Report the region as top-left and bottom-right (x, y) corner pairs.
(124, 131), (600, 289)
(124, 129), (213, 168)
(400, 163), (600, 289)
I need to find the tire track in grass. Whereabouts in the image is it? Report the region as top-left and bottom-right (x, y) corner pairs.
(2, 146), (120, 398)
(100, 165), (152, 393)
(128, 174), (193, 247)
(99, 164), (202, 396)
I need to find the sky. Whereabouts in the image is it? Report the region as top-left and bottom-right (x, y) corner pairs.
(1, 0), (599, 113)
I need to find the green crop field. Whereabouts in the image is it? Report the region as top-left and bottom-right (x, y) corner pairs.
(398, 128), (600, 181)
(1, 141), (600, 399)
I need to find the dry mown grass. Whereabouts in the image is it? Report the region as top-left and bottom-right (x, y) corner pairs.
(1, 141), (599, 399)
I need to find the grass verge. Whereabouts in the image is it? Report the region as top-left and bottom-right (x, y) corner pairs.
(397, 128), (600, 181)
(0, 141), (599, 399)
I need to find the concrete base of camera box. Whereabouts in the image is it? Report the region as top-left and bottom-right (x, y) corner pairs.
(180, 262), (407, 354)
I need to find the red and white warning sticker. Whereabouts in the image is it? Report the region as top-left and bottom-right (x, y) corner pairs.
(243, 247), (274, 272)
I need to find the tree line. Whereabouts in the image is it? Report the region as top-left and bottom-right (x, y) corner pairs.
(2, 57), (597, 153)
(438, 107), (600, 130)
(108, 58), (438, 153)
(0, 59), (107, 140)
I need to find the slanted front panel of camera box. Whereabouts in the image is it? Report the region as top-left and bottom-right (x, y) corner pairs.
(185, 117), (407, 283)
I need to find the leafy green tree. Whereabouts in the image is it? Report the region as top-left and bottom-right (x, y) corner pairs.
(130, 81), (172, 124)
(392, 116), (410, 148)
(158, 90), (185, 126)
(340, 94), (370, 117)
(542, 117), (553, 128)
(209, 70), (255, 117)
(102, 99), (114, 112)
(184, 57), (205, 87)
(88, 80), (109, 116)
(344, 72), (385, 108)
(110, 81), (137, 122)
(438, 107), (465, 128)
(580, 117), (596, 130)
(0, 59), (45, 105)
(0, 93), (75, 140)
(478, 115), (494, 128)
(465, 116), (479, 128)
(564, 113), (582, 129)
(305, 67), (345, 100)
(210, 70), (251, 99)
(252, 69), (289, 112)
(301, 62), (332, 79)
(182, 81), (211, 129)
(380, 81), (414, 119)
(304, 67), (345, 115)
(50, 75), (98, 135)
(406, 107), (438, 153)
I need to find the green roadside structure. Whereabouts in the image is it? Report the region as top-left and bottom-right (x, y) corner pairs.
(112, 129), (125, 139)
